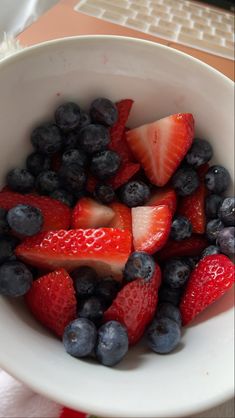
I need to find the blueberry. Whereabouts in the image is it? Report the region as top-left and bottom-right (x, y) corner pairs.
(50, 189), (75, 207)
(217, 227), (235, 256)
(163, 259), (191, 289)
(90, 98), (118, 127)
(7, 168), (35, 193)
(94, 183), (115, 204)
(78, 297), (103, 325)
(0, 261), (33, 297)
(95, 277), (120, 306)
(7, 204), (43, 236)
(205, 194), (223, 219)
(124, 251), (156, 282)
(0, 208), (10, 234)
(63, 130), (79, 150)
(185, 138), (213, 167)
(205, 165), (230, 194)
(63, 318), (97, 358)
(158, 285), (182, 306)
(90, 150), (121, 180)
(36, 170), (60, 195)
(59, 164), (87, 193)
(0, 235), (15, 263)
(31, 123), (63, 155)
(172, 166), (199, 196)
(218, 197), (235, 226)
(26, 152), (51, 176)
(170, 216), (192, 241)
(120, 181), (151, 207)
(206, 219), (224, 242)
(201, 245), (220, 258)
(79, 110), (91, 129)
(78, 124), (110, 154)
(147, 317), (181, 354)
(156, 303), (182, 326)
(62, 149), (87, 168)
(95, 321), (129, 367)
(55, 102), (81, 132)
(71, 266), (97, 299)
(183, 256), (199, 270)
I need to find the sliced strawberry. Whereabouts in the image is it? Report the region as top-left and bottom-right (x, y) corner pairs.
(108, 162), (140, 190)
(178, 182), (207, 234)
(25, 268), (76, 337)
(110, 99), (133, 145)
(71, 197), (114, 229)
(109, 130), (134, 163)
(104, 265), (161, 345)
(157, 235), (208, 262)
(16, 228), (132, 280)
(0, 190), (71, 231)
(86, 175), (97, 193)
(126, 113), (194, 186)
(197, 163), (210, 180)
(132, 205), (172, 254)
(109, 202), (132, 230)
(180, 255), (235, 325)
(146, 187), (177, 214)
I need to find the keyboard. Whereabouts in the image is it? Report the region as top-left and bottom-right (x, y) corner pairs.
(74, 0), (235, 60)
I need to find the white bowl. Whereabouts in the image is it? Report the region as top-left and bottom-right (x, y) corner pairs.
(0, 36), (234, 418)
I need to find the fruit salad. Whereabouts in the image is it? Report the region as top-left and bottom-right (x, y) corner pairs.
(0, 97), (234, 367)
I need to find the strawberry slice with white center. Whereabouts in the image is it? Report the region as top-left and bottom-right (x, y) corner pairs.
(126, 113), (194, 186)
(71, 197), (115, 229)
(146, 187), (177, 214)
(16, 228), (132, 280)
(132, 205), (172, 254)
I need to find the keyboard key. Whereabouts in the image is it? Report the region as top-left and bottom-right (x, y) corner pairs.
(149, 24), (176, 39)
(151, 9), (170, 20)
(137, 12), (156, 24)
(215, 28), (234, 41)
(170, 8), (190, 18)
(130, 0), (150, 5)
(129, 4), (149, 14)
(102, 10), (125, 23)
(151, 4), (169, 13)
(180, 27), (201, 39)
(172, 16), (191, 27)
(225, 40), (235, 49)
(193, 22), (212, 33)
(126, 17), (148, 30)
(178, 33), (234, 59)
(86, 0), (135, 17)
(158, 19), (178, 31)
(212, 20), (229, 31)
(190, 14), (209, 25)
(203, 33), (223, 45)
(78, 3), (102, 16)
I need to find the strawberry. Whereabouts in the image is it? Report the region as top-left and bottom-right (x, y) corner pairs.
(16, 228), (132, 280)
(157, 235), (208, 262)
(25, 268), (76, 337)
(126, 113), (194, 186)
(109, 202), (132, 230)
(180, 255), (235, 325)
(108, 162), (140, 190)
(110, 99), (133, 147)
(132, 205), (172, 254)
(104, 265), (161, 345)
(71, 197), (114, 229)
(0, 190), (71, 231)
(178, 183), (207, 234)
(146, 187), (177, 214)
(86, 175), (97, 193)
(109, 129), (134, 163)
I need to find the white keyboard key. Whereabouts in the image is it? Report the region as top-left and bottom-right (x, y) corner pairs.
(126, 17), (148, 30)
(225, 40), (235, 49)
(129, 4), (149, 14)
(178, 33), (234, 58)
(78, 3), (102, 17)
(170, 8), (190, 19)
(190, 14), (209, 25)
(180, 26), (201, 39)
(215, 28), (234, 41)
(137, 12), (156, 24)
(158, 19), (178, 31)
(194, 22), (212, 33)
(151, 9), (170, 20)
(130, 0), (150, 5)
(172, 16), (191, 27)
(149, 24), (175, 39)
(102, 10), (125, 23)
(212, 20), (229, 31)
(203, 32), (223, 44)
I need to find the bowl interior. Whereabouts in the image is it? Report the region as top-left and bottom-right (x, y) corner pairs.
(0, 36), (234, 418)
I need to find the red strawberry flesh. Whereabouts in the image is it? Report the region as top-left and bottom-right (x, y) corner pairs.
(126, 113), (194, 186)
(132, 205), (172, 254)
(0, 190), (71, 231)
(71, 197), (114, 229)
(16, 228), (132, 280)
(25, 268), (76, 337)
(180, 254), (235, 325)
(146, 187), (177, 214)
(157, 235), (208, 262)
(104, 265), (161, 344)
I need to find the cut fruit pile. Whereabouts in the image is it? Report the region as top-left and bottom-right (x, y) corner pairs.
(0, 97), (234, 368)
